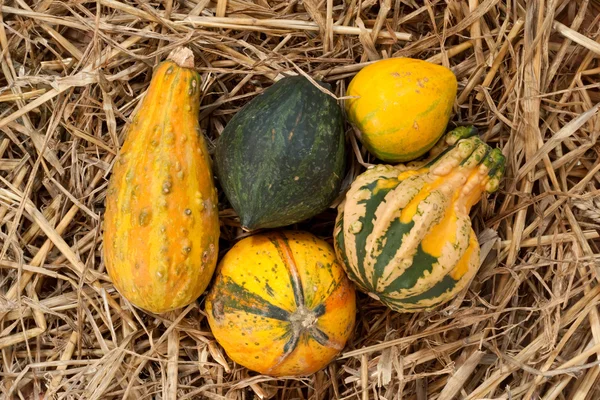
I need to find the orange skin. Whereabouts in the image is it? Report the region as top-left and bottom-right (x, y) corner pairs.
(345, 58), (458, 163)
(103, 52), (220, 314)
(205, 231), (356, 377)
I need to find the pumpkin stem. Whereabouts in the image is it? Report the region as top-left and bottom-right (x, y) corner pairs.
(167, 47), (195, 69)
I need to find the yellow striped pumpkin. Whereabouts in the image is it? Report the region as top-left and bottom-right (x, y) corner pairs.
(205, 231), (356, 376)
(334, 127), (504, 312)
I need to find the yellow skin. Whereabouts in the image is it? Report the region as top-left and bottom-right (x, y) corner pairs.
(345, 58), (458, 163)
(103, 50), (220, 313)
(205, 231), (356, 377)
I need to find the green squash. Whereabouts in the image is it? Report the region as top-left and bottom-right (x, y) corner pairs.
(334, 127), (505, 312)
(215, 76), (346, 230)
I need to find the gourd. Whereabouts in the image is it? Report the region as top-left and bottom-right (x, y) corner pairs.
(345, 57), (457, 163)
(334, 126), (505, 312)
(215, 76), (346, 230)
(205, 231), (356, 376)
(103, 47), (220, 314)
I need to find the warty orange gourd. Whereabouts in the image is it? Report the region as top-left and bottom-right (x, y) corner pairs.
(103, 47), (220, 313)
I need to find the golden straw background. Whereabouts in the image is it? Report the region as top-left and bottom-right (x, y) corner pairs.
(1, 0), (600, 398)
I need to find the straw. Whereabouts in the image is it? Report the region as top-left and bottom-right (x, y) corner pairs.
(2, 0), (600, 398)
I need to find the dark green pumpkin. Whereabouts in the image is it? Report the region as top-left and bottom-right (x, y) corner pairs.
(215, 76), (346, 230)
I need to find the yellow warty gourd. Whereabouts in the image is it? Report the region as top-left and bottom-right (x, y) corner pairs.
(103, 48), (220, 313)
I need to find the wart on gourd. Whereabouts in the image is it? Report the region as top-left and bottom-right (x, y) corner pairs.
(196, 192), (204, 209)
(189, 79), (197, 95)
(162, 180), (172, 194)
(164, 131), (175, 144)
(138, 210), (151, 226)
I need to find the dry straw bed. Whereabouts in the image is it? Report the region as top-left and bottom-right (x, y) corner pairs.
(0, 0), (599, 398)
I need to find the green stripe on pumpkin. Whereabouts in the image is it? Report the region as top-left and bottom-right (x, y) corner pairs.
(269, 234), (305, 308)
(370, 218), (415, 290)
(335, 216), (366, 291)
(381, 244), (439, 294)
(279, 329), (300, 355)
(387, 274), (458, 306)
(211, 276), (291, 322)
(308, 326), (331, 347)
(353, 178), (400, 289)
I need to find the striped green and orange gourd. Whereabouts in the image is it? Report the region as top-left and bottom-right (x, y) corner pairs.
(334, 126), (505, 312)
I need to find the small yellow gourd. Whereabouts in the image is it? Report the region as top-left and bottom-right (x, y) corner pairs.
(345, 58), (458, 163)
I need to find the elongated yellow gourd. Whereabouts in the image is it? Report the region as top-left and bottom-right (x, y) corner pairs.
(103, 48), (220, 313)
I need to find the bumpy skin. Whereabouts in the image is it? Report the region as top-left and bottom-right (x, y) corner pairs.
(215, 76), (346, 230)
(345, 58), (458, 163)
(334, 127), (505, 313)
(205, 231), (356, 376)
(103, 55), (220, 314)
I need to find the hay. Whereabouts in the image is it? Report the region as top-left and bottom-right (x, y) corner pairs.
(1, 0), (600, 398)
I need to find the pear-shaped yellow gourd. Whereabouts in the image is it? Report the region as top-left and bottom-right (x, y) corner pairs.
(345, 58), (457, 163)
(103, 48), (220, 313)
